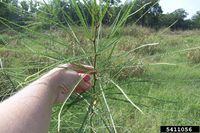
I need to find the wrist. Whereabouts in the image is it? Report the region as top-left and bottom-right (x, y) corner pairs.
(35, 71), (60, 104)
(44, 69), (71, 104)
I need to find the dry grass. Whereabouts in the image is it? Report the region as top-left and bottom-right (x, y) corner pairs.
(187, 48), (200, 64)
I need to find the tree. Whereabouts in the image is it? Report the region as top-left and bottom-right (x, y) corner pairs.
(173, 8), (188, 20)
(0, 1), (10, 19)
(20, 1), (29, 12)
(192, 11), (200, 28)
(0, 0), (21, 29)
(30, 0), (38, 13)
(127, 0), (163, 29)
(159, 13), (177, 28)
(101, 0), (122, 25)
(172, 8), (188, 29)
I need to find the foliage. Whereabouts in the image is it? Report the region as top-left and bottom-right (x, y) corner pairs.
(1, 26), (200, 132)
(127, 0), (162, 29)
(192, 11), (200, 29)
(20, 1), (29, 12)
(1, 0), (200, 132)
(0, 0), (19, 25)
(1, 0), (200, 30)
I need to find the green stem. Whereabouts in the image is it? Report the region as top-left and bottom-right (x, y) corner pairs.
(89, 21), (99, 133)
(92, 23), (99, 92)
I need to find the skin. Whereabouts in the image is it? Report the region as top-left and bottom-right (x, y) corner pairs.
(0, 64), (95, 133)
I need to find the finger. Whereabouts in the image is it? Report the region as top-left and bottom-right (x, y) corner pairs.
(78, 73), (91, 82)
(58, 64), (96, 74)
(75, 81), (91, 93)
(83, 74), (91, 82)
(75, 73), (92, 93)
(70, 63), (96, 74)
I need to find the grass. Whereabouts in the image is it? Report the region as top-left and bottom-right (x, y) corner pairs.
(1, 1), (200, 132)
(1, 26), (200, 132)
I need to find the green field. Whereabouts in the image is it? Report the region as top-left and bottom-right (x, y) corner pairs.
(0, 26), (200, 132)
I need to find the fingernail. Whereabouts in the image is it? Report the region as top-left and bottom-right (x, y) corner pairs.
(83, 74), (90, 82)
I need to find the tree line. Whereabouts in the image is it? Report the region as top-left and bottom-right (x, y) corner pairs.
(0, 0), (200, 30)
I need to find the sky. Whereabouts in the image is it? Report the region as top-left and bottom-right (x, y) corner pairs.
(159, 0), (200, 19)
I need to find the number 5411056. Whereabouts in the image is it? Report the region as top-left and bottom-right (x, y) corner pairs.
(166, 126), (192, 132)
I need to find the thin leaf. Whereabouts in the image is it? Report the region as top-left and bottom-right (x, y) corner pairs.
(110, 79), (144, 114)
(99, 82), (117, 133)
(71, 0), (90, 38)
(0, 58), (3, 70)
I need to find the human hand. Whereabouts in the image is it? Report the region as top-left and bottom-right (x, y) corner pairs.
(40, 63), (95, 104)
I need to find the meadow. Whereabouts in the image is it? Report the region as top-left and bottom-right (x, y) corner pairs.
(0, 25), (200, 132)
